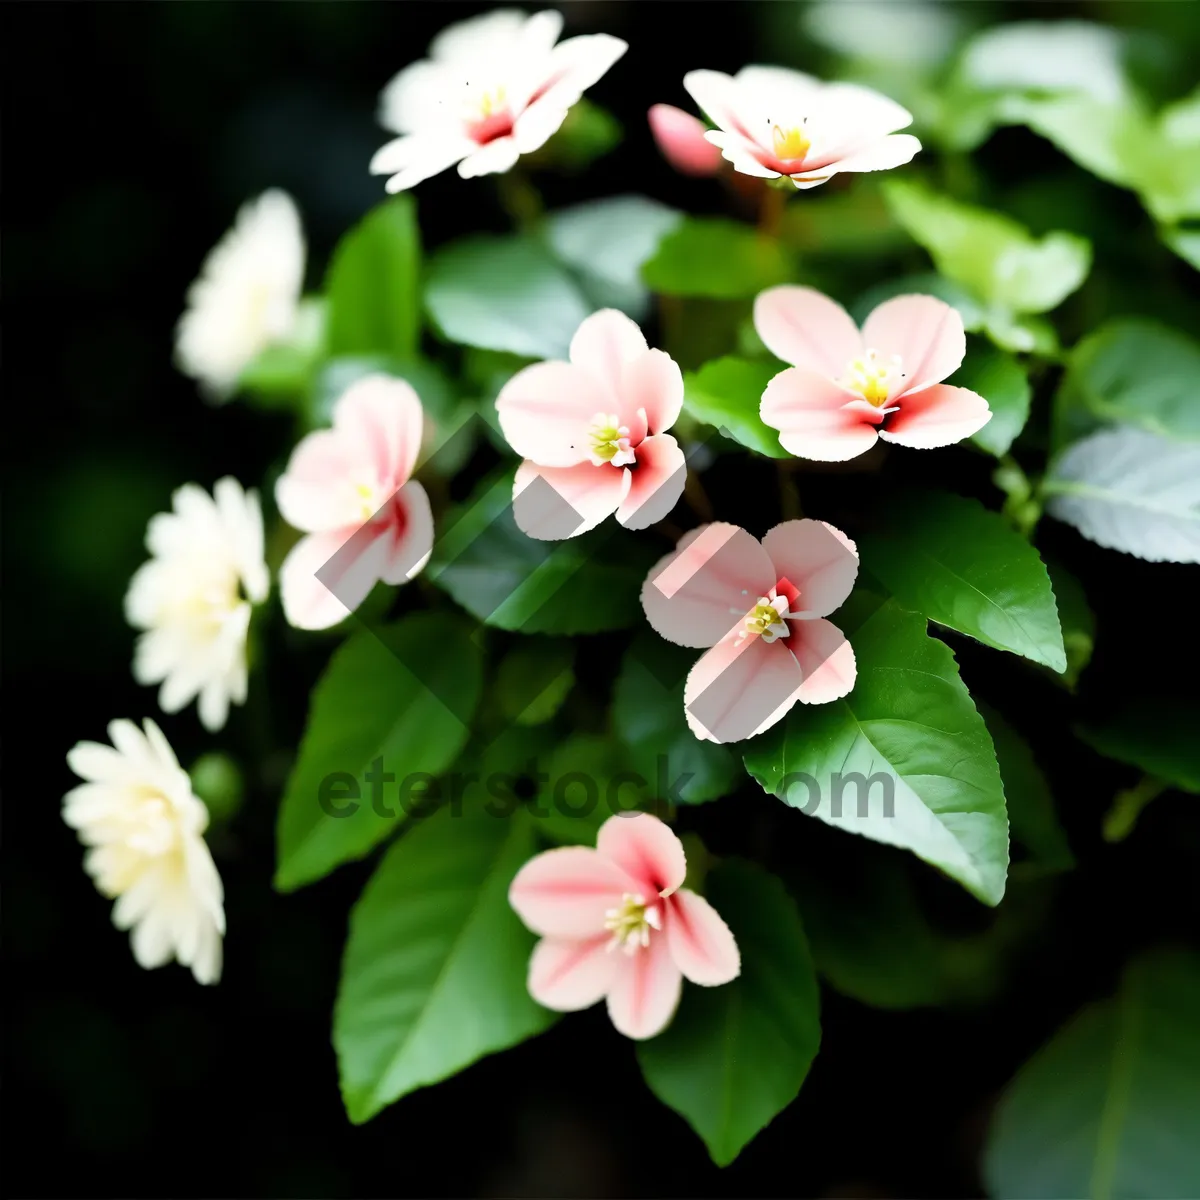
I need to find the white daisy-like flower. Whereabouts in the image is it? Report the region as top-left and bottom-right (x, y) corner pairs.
(175, 189), (305, 399)
(64, 719), (226, 985)
(126, 477), (269, 732)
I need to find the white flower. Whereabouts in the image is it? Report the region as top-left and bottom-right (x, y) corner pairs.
(64, 719), (225, 985)
(683, 66), (920, 189)
(126, 478), (269, 732)
(175, 189), (305, 399)
(370, 8), (626, 192)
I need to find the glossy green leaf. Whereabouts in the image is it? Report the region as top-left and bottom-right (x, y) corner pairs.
(682, 357), (790, 459)
(1043, 558), (1095, 690)
(642, 217), (792, 299)
(494, 639), (575, 727)
(326, 197), (421, 361)
(862, 491), (1066, 672)
(334, 803), (555, 1123)
(984, 948), (1200, 1200)
(957, 341), (1033, 457)
(425, 235), (591, 360)
(1077, 700), (1200, 794)
(743, 595), (1010, 906)
(637, 859), (821, 1166)
(275, 613), (484, 891)
(613, 634), (742, 806)
(1043, 428), (1200, 563)
(427, 471), (656, 634)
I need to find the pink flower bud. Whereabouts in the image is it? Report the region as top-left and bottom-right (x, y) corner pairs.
(648, 104), (722, 177)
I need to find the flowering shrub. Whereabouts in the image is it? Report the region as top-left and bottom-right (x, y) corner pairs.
(58, 4), (1200, 1189)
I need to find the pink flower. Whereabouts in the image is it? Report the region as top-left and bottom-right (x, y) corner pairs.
(495, 309), (687, 540)
(275, 376), (433, 630)
(509, 812), (740, 1040)
(683, 66), (920, 189)
(647, 104), (722, 177)
(757, 288), (993, 461)
(642, 519), (859, 743)
(370, 9), (627, 192)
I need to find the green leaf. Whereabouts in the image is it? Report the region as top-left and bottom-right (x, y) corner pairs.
(1077, 700), (1200, 794)
(682, 357), (790, 459)
(979, 702), (1075, 873)
(543, 195), (682, 319)
(613, 634), (741, 806)
(326, 197), (421, 361)
(883, 179), (1091, 315)
(275, 613), (484, 891)
(1161, 224), (1200, 270)
(427, 470), (656, 634)
(425, 234), (591, 360)
(984, 948), (1200, 1200)
(642, 217), (792, 299)
(1043, 428), (1200, 563)
(861, 491), (1066, 672)
(334, 803), (555, 1123)
(743, 595), (1010, 906)
(637, 860), (821, 1166)
(494, 639), (575, 726)
(1055, 319), (1200, 449)
(1043, 557), (1095, 690)
(956, 340), (1032, 457)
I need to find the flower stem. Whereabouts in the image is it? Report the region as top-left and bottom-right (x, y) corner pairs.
(758, 183), (787, 237)
(1103, 775), (1168, 843)
(496, 169), (544, 230)
(777, 461), (802, 520)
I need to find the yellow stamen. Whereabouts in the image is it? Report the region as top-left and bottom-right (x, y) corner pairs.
(772, 123), (811, 162)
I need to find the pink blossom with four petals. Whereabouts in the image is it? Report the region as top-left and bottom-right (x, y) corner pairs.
(275, 376), (434, 630)
(370, 9), (627, 192)
(642, 519), (859, 743)
(647, 104), (722, 177)
(757, 288), (993, 461)
(683, 66), (920, 189)
(509, 812), (740, 1040)
(496, 309), (688, 540)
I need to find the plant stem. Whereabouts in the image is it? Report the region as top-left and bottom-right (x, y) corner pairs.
(777, 461), (802, 520)
(495, 169), (544, 230)
(759, 183), (787, 237)
(1103, 775), (1168, 843)
(684, 471), (714, 521)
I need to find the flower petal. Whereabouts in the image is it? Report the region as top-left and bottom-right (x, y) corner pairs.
(704, 129), (780, 179)
(528, 935), (619, 1011)
(372, 134), (476, 193)
(641, 522), (775, 649)
(760, 367), (881, 461)
(648, 104), (722, 176)
(605, 935), (683, 1040)
(620, 347), (683, 435)
(512, 99), (571, 155)
(568, 309), (649, 399)
(596, 812), (687, 897)
(457, 137), (522, 179)
(684, 631), (804, 744)
(533, 33), (627, 113)
(509, 846), (639, 939)
(791, 617), (857, 704)
(666, 888), (741, 986)
(333, 374), (424, 489)
(275, 429), (360, 533)
(512, 460), (631, 541)
(754, 286), (862, 375)
(682, 69), (744, 134)
(616, 434), (686, 531)
(881, 384), (992, 449)
(831, 133), (921, 175)
(378, 481), (434, 585)
(862, 294), (966, 395)
(496, 360), (610, 467)
(761, 518), (859, 618)
(279, 526), (392, 631)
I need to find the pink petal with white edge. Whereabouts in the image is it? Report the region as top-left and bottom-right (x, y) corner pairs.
(596, 812), (687, 897)
(334, 375), (424, 489)
(512, 459), (631, 541)
(496, 361), (612, 467)
(509, 845), (640, 939)
(279, 526), (393, 631)
(606, 934), (683, 1040)
(684, 632), (804, 744)
(762, 519), (859, 618)
(620, 347), (683, 435)
(760, 368), (881, 462)
(754, 286), (863, 376)
(648, 104), (722, 176)
(377, 481), (434, 585)
(528, 935), (619, 1011)
(568, 309), (648, 399)
(641, 522), (775, 649)
(512, 100), (571, 156)
(881, 384), (992, 449)
(704, 130), (781, 179)
(666, 888), (741, 985)
(832, 133), (921, 176)
(616, 434), (686, 531)
(682, 69), (746, 137)
(862, 294), (966, 396)
(791, 618), (857, 704)
(275, 430), (360, 533)
(534, 33), (628, 115)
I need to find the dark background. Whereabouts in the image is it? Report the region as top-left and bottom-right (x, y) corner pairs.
(5, 2), (1199, 1197)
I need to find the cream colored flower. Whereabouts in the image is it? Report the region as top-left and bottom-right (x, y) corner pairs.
(126, 478), (269, 732)
(64, 719), (225, 985)
(175, 189), (305, 399)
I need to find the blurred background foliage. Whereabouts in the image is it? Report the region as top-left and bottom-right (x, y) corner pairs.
(5, 1), (1200, 1196)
